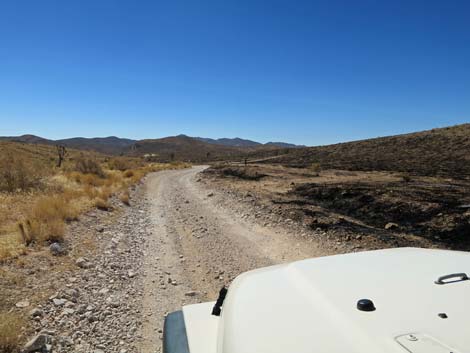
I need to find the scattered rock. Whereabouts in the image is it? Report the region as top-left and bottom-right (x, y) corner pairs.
(29, 308), (44, 318)
(64, 288), (79, 300)
(52, 298), (66, 307)
(49, 242), (65, 256)
(15, 300), (30, 308)
(22, 333), (53, 353)
(75, 257), (91, 269)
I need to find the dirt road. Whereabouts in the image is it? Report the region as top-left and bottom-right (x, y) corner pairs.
(139, 166), (326, 352)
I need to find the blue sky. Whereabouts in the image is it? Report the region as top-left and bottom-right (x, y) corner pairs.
(0, 0), (469, 146)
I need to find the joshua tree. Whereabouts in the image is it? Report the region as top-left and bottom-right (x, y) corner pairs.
(170, 152), (175, 161)
(206, 152), (211, 159)
(56, 145), (67, 167)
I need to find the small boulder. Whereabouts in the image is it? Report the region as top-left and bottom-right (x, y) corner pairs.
(64, 288), (79, 301)
(75, 257), (91, 269)
(49, 242), (64, 256)
(22, 333), (53, 353)
(29, 308), (44, 318)
(15, 300), (30, 308)
(52, 298), (66, 307)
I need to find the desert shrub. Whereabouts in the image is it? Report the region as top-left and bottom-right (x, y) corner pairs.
(124, 170), (134, 178)
(309, 163), (322, 176)
(0, 234), (26, 262)
(75, 158), (105, 178)
(0, 155), (43, 192)
(19, 195), (78, 244)
(108, 157), (141, 171)
(68, 172), (105, 187)
(0, 313), (23, 353)
(120, 191), (130, 205)
(94, 198), (110, 211)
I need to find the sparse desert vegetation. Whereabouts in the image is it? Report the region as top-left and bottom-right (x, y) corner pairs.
(0, 141), (190, 352)
(0, 142), (188, 261)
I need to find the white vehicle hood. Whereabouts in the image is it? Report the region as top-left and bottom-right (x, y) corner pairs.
(211, 248), (470, 353)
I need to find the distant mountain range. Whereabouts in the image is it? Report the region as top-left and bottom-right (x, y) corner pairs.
(0, 134), (301, 156)
(193, 136), (301, 148)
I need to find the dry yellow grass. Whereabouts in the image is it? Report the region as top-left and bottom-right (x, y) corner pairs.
(0, 313), (24, 353)
(18, 194), (80, 245)
(74, 158), (105, 177)
(94, 198), (110, 211)
(119, 190), (130, 206)
(107, 156), (142, 171)
(0, 142), (190, 262)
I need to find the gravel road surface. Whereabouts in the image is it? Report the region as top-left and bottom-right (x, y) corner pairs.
(139, 165), (326, 352)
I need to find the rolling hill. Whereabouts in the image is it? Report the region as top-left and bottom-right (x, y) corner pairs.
(128, 135), (270, 162)
(0, 135), (136, 155)
(56, 136), (136, 155)
(253, 124), (470, 178)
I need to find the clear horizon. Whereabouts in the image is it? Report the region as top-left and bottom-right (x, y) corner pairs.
(1, 1), (469, 146)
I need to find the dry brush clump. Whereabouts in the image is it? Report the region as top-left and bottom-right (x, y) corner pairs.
(18, 194), (79, 245)
(0, 155), (45, 192)
(94, 198), (111, 211)
(0, 313), (24, 353)
(119, 190), (130, 206)
(74, 158), (105, 178)
(107, 157), (144, 171)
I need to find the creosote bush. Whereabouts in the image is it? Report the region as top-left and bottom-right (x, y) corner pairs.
(74, 158), (105, 178)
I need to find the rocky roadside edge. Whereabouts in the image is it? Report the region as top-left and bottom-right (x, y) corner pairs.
(21, 179), (153, 353)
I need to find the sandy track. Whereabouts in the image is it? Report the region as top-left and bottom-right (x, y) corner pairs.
(139, 166), (326, 352)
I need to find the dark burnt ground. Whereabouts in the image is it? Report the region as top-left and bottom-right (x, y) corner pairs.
(289, 180), (470, 250)
(252, 123), (470, 180)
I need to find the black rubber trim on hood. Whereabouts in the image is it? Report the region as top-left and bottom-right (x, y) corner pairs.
(163, 310), (190, 353)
